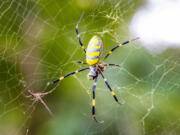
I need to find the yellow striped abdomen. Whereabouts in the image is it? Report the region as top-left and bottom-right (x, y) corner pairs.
(86, 35), (103, 66)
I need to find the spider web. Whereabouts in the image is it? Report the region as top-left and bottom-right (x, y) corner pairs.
(0, 0), (180, 135)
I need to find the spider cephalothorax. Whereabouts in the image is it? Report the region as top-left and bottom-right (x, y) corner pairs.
(47, 13), (139, 123)
(88, 63), (105, 80)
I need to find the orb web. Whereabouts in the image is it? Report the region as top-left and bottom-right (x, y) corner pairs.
(0, 0), (179, 135)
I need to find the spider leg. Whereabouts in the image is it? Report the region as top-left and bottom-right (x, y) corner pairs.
(39, 84), (60, 96)
(75, 60), (87, 65)
(38, 97), (54, 117)
(100, 72), (125, 105)
(103, 37), (140, 60)
(47, 67), (89, 86)
(75, 12), (86, 53)
(103, 63), (121, 68)
(92, 76), (104, 124)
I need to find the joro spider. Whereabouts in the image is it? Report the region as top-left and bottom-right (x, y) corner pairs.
(48, 13), (139, 123)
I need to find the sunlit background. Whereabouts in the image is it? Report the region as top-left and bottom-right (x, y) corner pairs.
(0, 0), (179, 135)
(131, 0), (180, 52)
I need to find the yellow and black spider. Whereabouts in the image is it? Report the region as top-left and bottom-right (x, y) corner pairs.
(48, 13), (139, 123)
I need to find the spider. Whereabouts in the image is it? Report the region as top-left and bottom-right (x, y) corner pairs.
(24, 84), (59, 117)
(47, 13), (139, 123)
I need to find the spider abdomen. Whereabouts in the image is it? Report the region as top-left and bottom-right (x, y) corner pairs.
(86, 35), (103, 66)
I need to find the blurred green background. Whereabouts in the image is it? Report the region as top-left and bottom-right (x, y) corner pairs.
(0, 0), (179, 135)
